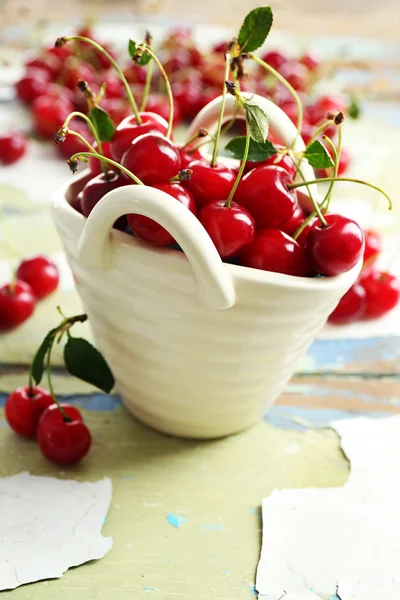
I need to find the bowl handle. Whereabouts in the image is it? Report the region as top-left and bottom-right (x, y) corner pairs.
(186, 93), (321, 210)
(77, 184), (236, 310)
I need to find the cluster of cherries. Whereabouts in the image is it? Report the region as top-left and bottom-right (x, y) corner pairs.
(0, 255), (59, 332)
(329, 229), (400, 324)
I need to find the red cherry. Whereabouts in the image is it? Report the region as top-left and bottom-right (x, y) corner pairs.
(163, 48), (191, 74)
(296, 216), (319, 247)
(25, 54), (62, 79)
(188, 47), (204, 68)
(300, 123), (316, 146)
(328, 283), (367, 324)
(81, 171), (129, 218)
(306, 214), (365, 276)
(121, 133), (180, 185)
(201, 59), (226, 88)
(88, 141), (113, 175)
(308, 95), (346, 126)
(245, 147), (296, 178)
(358, 270), (400, 318)
(172, 80), (203, 120)
(177, 143), (202, 169)
(5, 386), (54, 437)
(123, 63), (147, 85)
(61, 59), (96, 90)
(128, 183), (196, 246)
(37, 404), (91, 465)
(280, 100), (310, 127)
(16, 255), (59, 300)
(145, 93), (182, 127)
(32, 95), (73, 139)
(56, 120), (93, 159)
(213, 40), (229, 53)
(260, 50), (288, 73)
(111, 112), (169, 162)
(319, 146), (351, 177)
(241, 229), (309, 276)
(36, 82), (74, 105)
(299, 52), (320, 71)
(279, 61), (309, 93)
(281, 205), (306, 237)
(184, 160), (237, 209)
(47, 44), (72, 63)
(98, 70), (124, 98)
(93, 43), (118, 70)
(100, 97), (130, 126)
(198, 200), (255, 259)
(0, 281), (35, 332)
(0, 132), (27, 165)
(70, 191), (84, 214)
(235, 165), (298, 229)
(15, 68), (51, 104)
(195, 88), (221, 113)
(363, 229), (383, 266)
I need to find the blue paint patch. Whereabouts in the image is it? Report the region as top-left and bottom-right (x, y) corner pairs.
(103, 517), (108, 524)
(307, 337), (400, 370)
(251, 507), (262, 520)
(265, 405), (393, 431)
(248, 584), (257, 595)
(143, 587), (158, 592)
(221, 570), (230, 575)
(285, 383), (399, 406)
(174, 565), (179, 571)
(119, 474), (135, 480)
(166, 513), (189, 528)
(167, 558), (173, 563)
(330, 596), (340, 600)
(0, 392), (121, 411)
(201, 523), (222, 531)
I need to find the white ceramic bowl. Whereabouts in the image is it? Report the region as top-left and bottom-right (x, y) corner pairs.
(52, 94), (361, 439)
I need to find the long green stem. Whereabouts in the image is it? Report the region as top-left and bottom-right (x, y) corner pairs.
(289, 177), (392, 210)
(70, 152), (144, 185)
(286, 150), (316, 209)
(140, 60), (153, 112)
(225, 126), (250, 207)
(62, 111), (104, 156)
(46, 337), (71, 421)
(250, 52), (303, 142)
(61, 36), (142, 123)
(306, 119), (335, 147)
(142, 47), (174, 138)
(210, 54), (231, 167)
(323, 126), (342, 211)
(66, 130), (97, 155)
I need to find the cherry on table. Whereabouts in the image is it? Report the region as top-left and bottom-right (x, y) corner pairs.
(121, 133), (181, 186)
(363, 229), (383, 267)
(32, 95), (74, 139)
(198, 200), (255, 259)
(16, 255), (60, 300)
(358, 270), (400, 318)
(241, 228), (310, 277)
(0, 132), (27, 165)
(111, 112), (169, 163)
(328, 283), (367, 324)
(234, 165), (298, 229)
(184, 160), (237, 209)
(5, 386), (54, 437)
(37, 404), (92, 465)
(15, 67), (51, 104)
(306, 214), (365, 276)
(128, 183), (196, 246)
(0, 281), (35, 332)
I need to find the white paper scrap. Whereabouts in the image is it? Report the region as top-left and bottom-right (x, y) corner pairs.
(0, 472), (113, 590)
(256, 415), (400, 600)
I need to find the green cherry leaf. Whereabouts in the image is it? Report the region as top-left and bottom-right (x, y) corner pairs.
(31, 328), (58, 385)
(225, 136), (277, 162)
(304, 140), (335, 169)
(64, 336), (115, 394)
(128, 39), (151, 65)
(88, 106), (115, 142)
(237, 7), (273, 54)
(243, 103), (269, 143)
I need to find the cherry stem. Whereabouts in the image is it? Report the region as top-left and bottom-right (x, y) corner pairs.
(306, 119), (335, 147)
(62, 111), (104, 157)
(143, 47), (174, 138)
(61, 36), (142, 124)
(70, 151), (144, 185)
(286, 149), (317, 212)
(182, 129), (209, 150)
(249, 52), (303, 143)
(140, 59), (153, 112)
(225, 122), (250, 207)
(210, 53), (231, 167)
(289, 177), (392, 210)
(46, 335), (71, 422)
(65, 129), (98, 155)
(321, 132), (340, 211)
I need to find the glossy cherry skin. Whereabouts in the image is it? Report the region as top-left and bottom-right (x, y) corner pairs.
(363, 229), (383, 266)
(15, 68), (51, 104)
(25, 55), (62, 79)
(32, 95), (73, 139)
(281, 205), (306, 237)
(0, 281), (35, 332)
(128, 183), (196, 246)
(184, 161), (237, 209)
(0, 132), (27, 165)
(5, 386), (54, 437)
(296, 216), (319, 247)
(308, 95), (346, 126)
(328, 283), (367, 324)
(245, 148), (296, 178)
(61, 58), (96, 90)
(16, 255), (59, 300)
(172, 80), (203, 120)
(358, 270), (400, 318)
(198, 201), (255, 259)
(111, 112), (169, 163)
(81, 171), (129, 218)
(306, 214), (365, 276)
(37, 404), (91, 465)
(177, 143), (202, 169)
(88, 141), (113, 175)
(122, 133), (180, 186)
(241, 228), (309, 277)
(235, 165), (298, 229)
